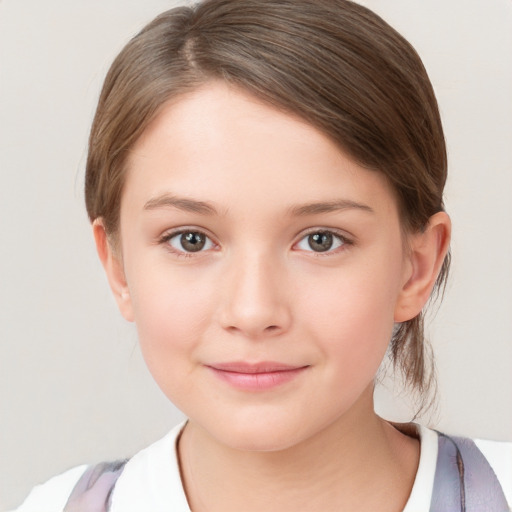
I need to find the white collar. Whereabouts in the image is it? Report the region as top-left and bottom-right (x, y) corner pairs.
(111, 421), (439, 512)
(111, 421), (190, 512)
(403, 424), (439, 512)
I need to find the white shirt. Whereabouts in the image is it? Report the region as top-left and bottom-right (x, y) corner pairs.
(13, 422), (512, 512)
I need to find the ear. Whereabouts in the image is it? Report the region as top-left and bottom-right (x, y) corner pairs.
(93, 219), (134, 322)
(394, 212), (451, 323)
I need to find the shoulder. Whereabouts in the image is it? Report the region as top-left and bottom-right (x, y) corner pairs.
(13, 465), (88, 512)
(429, 429), (512, 511)
(432, 432), (511, 510)
(402, 424), (512, 512)
(474, 437), (512, 507)
(11, 421), (189, 512)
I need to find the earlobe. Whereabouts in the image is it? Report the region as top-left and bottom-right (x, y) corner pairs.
(394, 212), (451, 323)
(92, 219), (135, 322)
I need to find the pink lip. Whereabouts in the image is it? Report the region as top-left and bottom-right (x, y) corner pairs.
(206, 361), (309, 391)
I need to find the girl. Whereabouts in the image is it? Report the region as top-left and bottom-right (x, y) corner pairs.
(14, 0), (511, 510)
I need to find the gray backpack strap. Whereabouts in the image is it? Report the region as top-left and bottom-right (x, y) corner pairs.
(63, 460), (127, 512)
(430, 433), (509, 512)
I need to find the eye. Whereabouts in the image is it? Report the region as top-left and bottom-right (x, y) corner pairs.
(166, 230), (215, 253)
(296, 230), (347, 253)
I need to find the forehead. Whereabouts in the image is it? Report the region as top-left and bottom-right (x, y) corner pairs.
(122, 82), (399, 220)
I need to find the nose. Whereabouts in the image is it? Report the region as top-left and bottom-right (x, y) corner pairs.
(218, 252), (292, 339)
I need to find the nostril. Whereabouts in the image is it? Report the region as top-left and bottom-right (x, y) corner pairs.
(265, 325), (280, 332)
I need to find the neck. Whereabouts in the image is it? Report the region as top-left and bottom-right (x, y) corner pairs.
(178, 389), (419, 512)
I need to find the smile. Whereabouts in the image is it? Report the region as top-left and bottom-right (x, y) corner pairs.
(206, 362), (309, 391)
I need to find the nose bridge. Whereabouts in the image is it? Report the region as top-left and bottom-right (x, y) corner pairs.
(220, 247), (291, 337)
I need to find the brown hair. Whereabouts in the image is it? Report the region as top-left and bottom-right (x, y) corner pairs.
(85, 0), (449, 403)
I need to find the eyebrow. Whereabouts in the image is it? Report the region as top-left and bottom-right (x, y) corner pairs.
(143, 194), (374, 217)
(289, 199), (374, 216)
(144, 195), (218, 215)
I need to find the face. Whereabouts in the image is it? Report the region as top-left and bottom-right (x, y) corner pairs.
(109, 82), (418, 451)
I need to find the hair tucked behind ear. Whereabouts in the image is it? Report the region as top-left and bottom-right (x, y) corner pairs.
(391, 249), (450, 415)
(85, 0), (450, 411)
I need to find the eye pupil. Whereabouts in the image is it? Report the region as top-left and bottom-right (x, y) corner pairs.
(308, 232), (333, 252)
(181, 232), (206, 252)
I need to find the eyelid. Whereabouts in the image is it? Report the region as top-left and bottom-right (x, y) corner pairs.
(156, 226), (353, 256)
(293, 228), (354, 254)
(158, 226), (219, 256)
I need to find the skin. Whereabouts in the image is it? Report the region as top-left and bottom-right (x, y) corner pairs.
(95, 82), (450, 511)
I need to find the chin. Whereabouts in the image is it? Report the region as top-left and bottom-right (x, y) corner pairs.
(219, 427), (302, 453)
(197, 408), (324, 453)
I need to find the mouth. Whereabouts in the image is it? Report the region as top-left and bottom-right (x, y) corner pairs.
(205, 361), (309, 391)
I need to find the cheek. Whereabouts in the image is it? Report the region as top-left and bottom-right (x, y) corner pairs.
(297, 260), (401, 379)
(126, 264), (215, 378)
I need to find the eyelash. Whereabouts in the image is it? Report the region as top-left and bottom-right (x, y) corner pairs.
(157, 228), (353, 257)
(294, 229), (353, 255)
(158, 229), (218, 258)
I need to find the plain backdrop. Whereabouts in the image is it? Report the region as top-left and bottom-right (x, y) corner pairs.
(1, 0), (511, 509)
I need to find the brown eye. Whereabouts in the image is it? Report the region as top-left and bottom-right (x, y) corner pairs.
(181, 232), (205, 252)
(296, 231), (346, 253)
(168, 231), (213, 253)
(308, 232), (333, 252)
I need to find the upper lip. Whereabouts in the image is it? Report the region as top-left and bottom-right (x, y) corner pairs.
(207, 362), (307, 373)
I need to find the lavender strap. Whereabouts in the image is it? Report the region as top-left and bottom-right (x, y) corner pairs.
(430, 433), (509, 512)
(63, 460), (127, 512)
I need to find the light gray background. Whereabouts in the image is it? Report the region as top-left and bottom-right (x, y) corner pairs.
(1, 0), (511, 510)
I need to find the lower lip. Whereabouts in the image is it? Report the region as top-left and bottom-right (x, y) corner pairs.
(207, 367), (308, 391)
